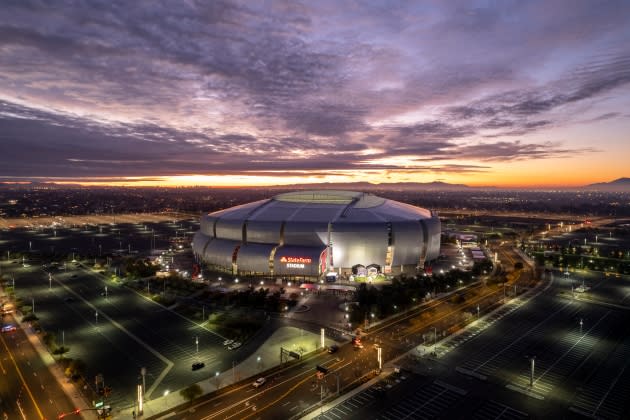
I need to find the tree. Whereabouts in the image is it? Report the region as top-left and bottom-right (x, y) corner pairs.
(22, 312), (39, 322)
(180, 383), (203, 404)
(43, 332), (57, 349)
(64, 358), (86, 381)
(52, 346), (70, 360)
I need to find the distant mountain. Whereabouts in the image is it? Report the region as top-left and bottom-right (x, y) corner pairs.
(267, 181), (485, 191)
(583, 178), (630, 192)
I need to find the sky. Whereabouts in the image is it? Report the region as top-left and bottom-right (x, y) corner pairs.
(1, 0), (629, 188)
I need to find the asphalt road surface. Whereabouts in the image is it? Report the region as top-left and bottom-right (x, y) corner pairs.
(0, 313), (76, 420)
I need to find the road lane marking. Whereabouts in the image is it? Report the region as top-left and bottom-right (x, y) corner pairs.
(50, 272), (174, 398)
(0, 333), (45, 419)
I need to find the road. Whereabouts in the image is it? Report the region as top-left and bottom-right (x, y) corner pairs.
(0, 313), (76, 420)
(146, 274), (521, 419)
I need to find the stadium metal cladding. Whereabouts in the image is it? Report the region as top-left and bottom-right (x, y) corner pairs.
(192, 191), (441, 279)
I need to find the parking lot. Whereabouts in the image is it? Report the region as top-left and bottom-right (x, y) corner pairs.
(312, 271), (630, 419)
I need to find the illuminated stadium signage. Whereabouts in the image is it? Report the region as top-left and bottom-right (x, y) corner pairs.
(280, 256), (312, 264)
(287, 263), (305, 269)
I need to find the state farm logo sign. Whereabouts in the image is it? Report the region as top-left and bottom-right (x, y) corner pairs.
(280, 256), (312, 264)
(280, 256), (312, 269)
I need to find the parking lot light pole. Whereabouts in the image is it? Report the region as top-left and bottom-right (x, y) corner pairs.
(432, 327), (437, 353)
(477, 304), (480, 319)
(580, 318), (583, 334)
(195, 336), (199, 355)
(141, 367), (146, 404)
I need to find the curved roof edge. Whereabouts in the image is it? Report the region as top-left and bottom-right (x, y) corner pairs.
(274, 190), (385, 208)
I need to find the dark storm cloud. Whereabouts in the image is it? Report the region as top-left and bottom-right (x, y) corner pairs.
(0, 0), (629, 181)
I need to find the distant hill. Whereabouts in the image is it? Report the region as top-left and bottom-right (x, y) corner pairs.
(267, 181), (482, 191)
(583, 177), (630, 192)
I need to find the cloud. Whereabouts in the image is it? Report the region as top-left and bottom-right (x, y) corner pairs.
(0, 1), (628, 183)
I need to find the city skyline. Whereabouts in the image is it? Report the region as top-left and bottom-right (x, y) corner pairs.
(1, 1), (630, 188)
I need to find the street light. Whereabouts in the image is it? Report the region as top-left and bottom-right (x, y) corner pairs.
(432, 327), (437, 353)
(579, 318), (583, 334)
(477, 304), (480, 319)
(195, 336), (199, 355)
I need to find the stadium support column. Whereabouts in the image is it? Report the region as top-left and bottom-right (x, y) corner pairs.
(327, 222), (334, 274)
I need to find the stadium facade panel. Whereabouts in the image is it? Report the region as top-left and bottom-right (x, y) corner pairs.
(192, 190), (440, 278)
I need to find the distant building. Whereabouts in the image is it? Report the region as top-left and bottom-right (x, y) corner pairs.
(192, 190), (441, 279)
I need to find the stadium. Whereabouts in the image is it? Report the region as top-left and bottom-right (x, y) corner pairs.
(192, 190), (441, 279)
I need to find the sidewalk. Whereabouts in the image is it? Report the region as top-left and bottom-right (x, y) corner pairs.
(0, 285), (98, 420)
(113, 325), (338, 419)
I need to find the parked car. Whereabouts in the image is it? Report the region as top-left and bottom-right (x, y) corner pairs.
(191, 362), (205, 371)
(223, 339), (234, 346)
(228, 341), (242, 350)
(327, 345), (339, 354)
(2, 324), (17, 333)
(252, 377), (266, 388)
